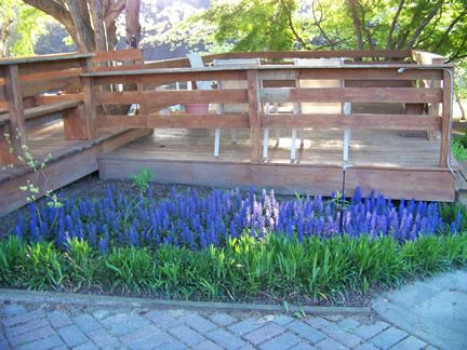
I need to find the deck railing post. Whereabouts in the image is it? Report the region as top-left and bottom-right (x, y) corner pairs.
(439, 68), (453, 168)
(80, 57), (97, 140)
(2, 64), (27, 163)
(247, 69), (262, 162)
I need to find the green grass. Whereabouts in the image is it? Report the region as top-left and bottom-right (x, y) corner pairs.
(0, 233), (465, 304)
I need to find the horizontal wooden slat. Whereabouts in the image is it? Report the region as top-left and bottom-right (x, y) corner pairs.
(97, 116), (147, 128)
(18, 59), (83, 76)
(346, 167), (454, 202)
(262, 114), (440, 131)
(96, 89), (248, 105)
(92, 49), (142, 63)
(0, 52), (92, 67)
(206, 50), (413, 60)
(20, 68), (81, 83)
(0, 100), (81, 124)
(259, 68), (442, 81)
(345, 80), (413, 88)
(97, 114), (249, 129)
(261, 87), (442, 104)
(91, 70), (247, 86)
(34, 94), (84, 104)
(21, 77), (81, 97)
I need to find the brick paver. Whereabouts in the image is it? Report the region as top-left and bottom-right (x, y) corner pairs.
(0, 299), (434, 350)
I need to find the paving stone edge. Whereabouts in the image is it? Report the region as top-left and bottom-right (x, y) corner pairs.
(0, 288), (371, 315)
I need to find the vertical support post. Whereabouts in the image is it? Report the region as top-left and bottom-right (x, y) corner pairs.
(80, 57), (97, 140)
(4, 65), (27, 157)
(64, 105), (87, 140)
(247, 69), (261, 162)
(0, 124), (16, 164)
(428, 58), (444, 140)
(439, 69), (452, 168)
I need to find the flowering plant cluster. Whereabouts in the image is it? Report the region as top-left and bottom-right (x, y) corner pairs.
(13, 186), (462, 253)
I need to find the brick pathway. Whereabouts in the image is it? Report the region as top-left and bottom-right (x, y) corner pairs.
(0, 301), (434, 349)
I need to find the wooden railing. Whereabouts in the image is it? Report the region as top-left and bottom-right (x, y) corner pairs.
(0, 50), (144, 164)
(0, 49), (453, 170)
(82, 50), (453, 167)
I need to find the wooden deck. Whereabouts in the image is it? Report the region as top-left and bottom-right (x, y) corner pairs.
(99, 127), (456, 201)
(0, 120), (150, 215)
(0, 49), (457, 215)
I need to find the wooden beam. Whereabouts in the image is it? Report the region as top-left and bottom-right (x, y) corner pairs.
(90, 70), (247, 86)
(64, 105), (87, 140)
(0, 124), (16, 164)
(92, 49), (143, 63)
(96, 89), (248, 105)
(262, 113), (440, 131)
(260, 68), (442, 81)
(261, 87), (442, 104)
(247, 70), (261, 162)
(80, 58), (97, 139)
(96, 114), (249, 129)
(440, 69), (453, 167)
(346, 166), (455, 202)
(3, 65), (27, 156)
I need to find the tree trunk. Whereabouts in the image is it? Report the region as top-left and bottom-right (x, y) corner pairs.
(65, 0), (96, 52)
(347, 0), (363, 50)
(125, 0), (141, 48)
(90, 0), (108, 51)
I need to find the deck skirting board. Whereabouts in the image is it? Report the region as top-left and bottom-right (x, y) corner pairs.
(98, 158), (455, 202)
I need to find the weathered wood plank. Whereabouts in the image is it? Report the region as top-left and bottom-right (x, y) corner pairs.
(260, 67), (442, 81)
(81, 58), (97, 139)
(0, 100), (81, 124)
(346, 166), (455, 202)
(247, 70), (261, 162)
(96, 89), (248, 105)
(34, 94), (84, 105)
(92, 49), (143, 63)
(64, 105), (87, 140)
(262, 114), (440, 131)
(261, 87), (443, 104)
(99, 158), (345, 196)
(3, 65), (26, 155)
(21, 76), (82, 97)
(440, 69), (453, 167)
(0, 52), (92, 66)
(97, 114), (249, 129)
(19, 68), (81, 83)
(0, 124), (16, 164)
(206, 50), (412, 60)
(90, 70), (247, 86)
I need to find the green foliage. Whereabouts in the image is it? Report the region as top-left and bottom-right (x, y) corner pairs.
(0, 0), (50, 56)
(0, 233), (465, 304)
(452, 135), (467, 160)
(130, 168), (154, 193)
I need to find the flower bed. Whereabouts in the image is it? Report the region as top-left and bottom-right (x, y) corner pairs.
(1, 186), (466, 305)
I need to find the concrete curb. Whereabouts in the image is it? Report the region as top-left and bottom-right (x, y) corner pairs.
(0, 288), (371, 315)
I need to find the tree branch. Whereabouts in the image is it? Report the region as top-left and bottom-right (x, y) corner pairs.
(311, 0), (336, 50)
(407, 0), (444, 48)
(280, 0), (311, 50)
(104, 0), (125, 25)
(386, 0), (404, 49)
(435, 8), (467, 51)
